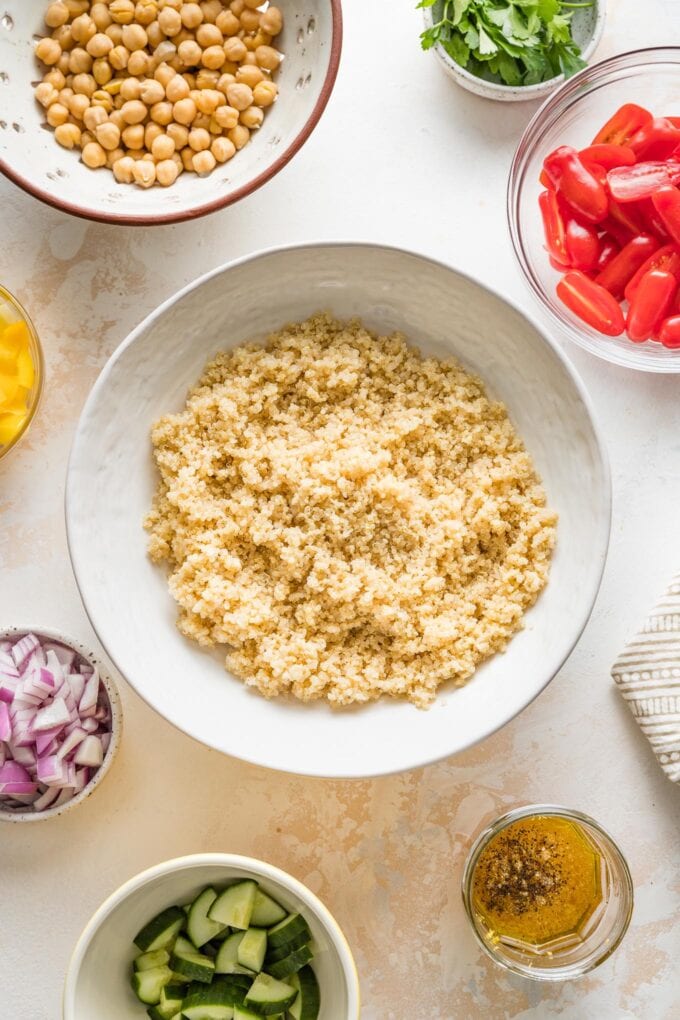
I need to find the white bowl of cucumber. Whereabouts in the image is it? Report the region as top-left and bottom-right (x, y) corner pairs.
(63, 852), (360, 1020)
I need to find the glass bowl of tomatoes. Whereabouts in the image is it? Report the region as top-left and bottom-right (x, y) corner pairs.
(508, 47), (680, 372)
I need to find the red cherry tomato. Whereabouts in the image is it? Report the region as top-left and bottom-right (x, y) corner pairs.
(626, 269), (677, 342)
(579, 144), (636, 171)
(623, 243), (680, 303)
(658, 314), (680, 348)
(564, 218), (602, 272)
(595, 237), (620, 274)
(607, 161), (680, 203)
(592, 103), (652, 147)
(539, 190), (569, 266)
(651, 185), (680, 246)
(557, 271), (625, 336)
(594, 234), (659, 299)
(629, 118), (680, 161)
(635, 197), (670, 241)
(543, 146), (609, 224)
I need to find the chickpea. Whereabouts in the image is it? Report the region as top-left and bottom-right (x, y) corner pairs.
(82, 140), (107, 167)
(55, 122), (82, 148)
(239, 9), (260, 33)
(223, 37), (247, 63)
(87, 33), (114, 58)
(195, 88), (223, 114)
(72, 73), (96, 97)
(226, 82), (252, 112)
(252, 80), (277, 107)
(67, 92), (90, 119)
(109, 44), (129, 70)
(125, 148), (145, 159)
(227, 123), (249, 149)
(158, 7), (182, 37)
(171, 27), (193, 47)
(236, 64), (264, 88)
(165, 74), (190, 102)
(260, 6), (283, 36)
(83, 104), (108, 131)
(187, 126), (210, 152)
(150, 100), (174, 125)
(91, 3), (113, 30)
(120, 77), (143, 101)
(127, 51), (150, 76)
(192, 111), (210, 130)
(140, 78), (165, 105)
(201, 0), (223, 23)
(211, 135), (235, 163)
(46, 102), (69, 128)
(147, 20), (163, 48)
(230, 0), (245, 15)
(255, 45), (280, 72)
(92, 89), (114, 111)
(181, 3), (203, 29)
(36, 38), (63, 67)
(151, 132), (175, 160)
(112, 154), (135, 182)
(106, 146), (126, 167)
(93, 59), (113, 85)
(80, 130), (95, 147)
(109, 0), (135, 26)
(180, 146), (195, 171)
(239, 104), (263, 130)
(196, 23), (222, 48)
(195, 68), (220, 89)
(192, 149), (215, 175)
(201, 45), (226, 70)
(156, 158), (179, 186)
(52, 25), (74, 51)
(166, 122), (188, 148)
(173, 97), (197, 125)
(163, 0), (182, 9)
(35, 81), (59, 108)
(135, 1), (158, 26)
(154, 62), (176, 87)
(57, 52), (72, 74)
(223, 59), (240, 74)
(95, 121), (121, 150)
(133, 159), (156, 187)
(144, 121), (163, 148)
(122, 123), (144, 148)
(216, 11), (240, 36)
(249, 31), (272, 51)
(106, 24), (124, 45)
(72, 14), (96, 45)
(217, 72), (236, 94)
(68, 48), (92, 74)
(65, 0), (89, 13)
(212, 104), (238, 131)
(109, 108), (126, 129)
(119, 23), (147, 52)
(183, 72), (197, 90)
(121, 99), (147, 124)
(45, 68), (67, 91)
(45, 2), (69, 29)
(177, 39), (202, 67)
(243, 0), (263, 8)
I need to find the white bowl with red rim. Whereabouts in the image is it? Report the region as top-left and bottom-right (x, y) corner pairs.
(0, 626), (122, 822)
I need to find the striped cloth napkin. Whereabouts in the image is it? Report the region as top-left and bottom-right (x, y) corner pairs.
(612, 573), (680, 782)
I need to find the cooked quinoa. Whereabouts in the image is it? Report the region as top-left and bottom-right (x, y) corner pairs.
(145, 314), (557, 708)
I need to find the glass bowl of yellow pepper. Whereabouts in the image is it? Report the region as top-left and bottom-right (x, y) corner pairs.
(0, 285), (43, 461)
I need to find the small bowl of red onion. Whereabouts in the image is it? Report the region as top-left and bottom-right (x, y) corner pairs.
(0, 627), (122, 822)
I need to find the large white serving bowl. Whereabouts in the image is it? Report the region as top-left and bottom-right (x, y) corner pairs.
(66, 243), (611, 778)
(0, 1), (341, 225)
(63, 853), (360, 1020)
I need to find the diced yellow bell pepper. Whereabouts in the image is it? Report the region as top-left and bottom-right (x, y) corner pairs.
(2, 385), (28, 414)
(0, 370), (20, 404)
(2, 320), (29, 354)
(0, 411), (26, 446)
(16, 347), (34, 389)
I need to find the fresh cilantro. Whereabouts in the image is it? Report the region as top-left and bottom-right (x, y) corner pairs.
(418, 0), (593, 86)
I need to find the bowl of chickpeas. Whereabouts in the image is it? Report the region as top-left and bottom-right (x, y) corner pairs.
(0, 0), (342, 224)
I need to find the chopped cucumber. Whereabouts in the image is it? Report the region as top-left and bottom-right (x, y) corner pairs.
(237, 928), (267, 973)
(146, 1002), (178, 1020)
(267, 915), (311, 951)
(266, 944), (313, 980)
(250, 890), (287, 928)
(287, 966), (320, 1020)
(233, 1008), (277, 1020)
(188, 887), (229, 949)
(135, 949), (171, 972)
(131, 965), (173, 1005)
(209, 881), (258, 930)
(265, 931), (310, 964)
(245, 974), (297, 1015)
(160, 983), (185, 1013)
(215, 932), (254, 976)
(134, 906), (186, 953)
(170, 936), (216, 984)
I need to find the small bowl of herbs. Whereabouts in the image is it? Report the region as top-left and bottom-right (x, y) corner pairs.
(419, 0), (605, 102)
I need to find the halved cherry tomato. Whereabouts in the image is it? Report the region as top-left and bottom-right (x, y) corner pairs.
(565, 218), (602, 272)
(543, 146), (609, 223)
(600, 217), (635, 248)
(592, 104), (652, 146)
(557, 271), (625, 336)
(607, 196), (647, 237)
(651, 185), (680, 245)
(624, 243), (680, 303)
(607, 161), (680, 203)
(635, 197), (670, 241)
(595, 234), (659, 299)
(539, 190), (569, 265)
(540, 168), (553, 190)
(595, 237), (620, 274)
(666, 117), (680, 129)
(658, 314), (680, 348)
(626, 269), (677, 342)
(629, 118), (680, 161)
(579, 144), (636, 170)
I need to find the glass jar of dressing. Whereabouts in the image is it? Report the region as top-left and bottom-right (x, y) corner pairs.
(462, 805), (633, 981)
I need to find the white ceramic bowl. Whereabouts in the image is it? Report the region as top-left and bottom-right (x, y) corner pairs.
(0, 626), (122, 822)
(63, 852), (360, 1020)
(0, 2), (342, 225)
(423, 0), (605, 102)
(66, 243), (611, 778)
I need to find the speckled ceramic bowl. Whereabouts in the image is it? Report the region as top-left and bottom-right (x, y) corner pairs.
(423, 0), (605, 102)
(0, 1), (342, 225)
(0, 627), (122, 823)
(63, 853), (360, 1020)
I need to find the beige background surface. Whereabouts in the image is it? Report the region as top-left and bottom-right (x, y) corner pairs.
(2, 1), (680, 1017)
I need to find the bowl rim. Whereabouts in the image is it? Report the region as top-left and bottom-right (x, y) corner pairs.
(422, 0), (605, 99)
(507, 45), (680, 371)
(0, 284), (45, 462)
(65, 240), (612, 778)
(62, 851), (361, 1020)
(0, 0), (343, 227)
(0, 625), (122, 822)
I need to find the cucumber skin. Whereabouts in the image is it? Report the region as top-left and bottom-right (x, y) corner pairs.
(288, 966), (320, 1020)
(130, 965), (173, 1005)
(244, 974), (297, 1016)
(134, 906), (186, 952)
(250, 890), (287, 928)
(265, 930), (310, 963)
(188, 887), (228, 949)
(266, 915), (311, 951)
(266, 945), (313, 980)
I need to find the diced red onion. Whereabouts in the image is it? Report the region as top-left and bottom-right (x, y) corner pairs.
(0, 703), (10, 743)
(33, 697), (71, 732)
(74, 735), (103, 768)
(11, 634), (39, 669)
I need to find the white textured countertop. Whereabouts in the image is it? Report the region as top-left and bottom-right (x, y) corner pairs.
(2, 1), (680, 1017)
